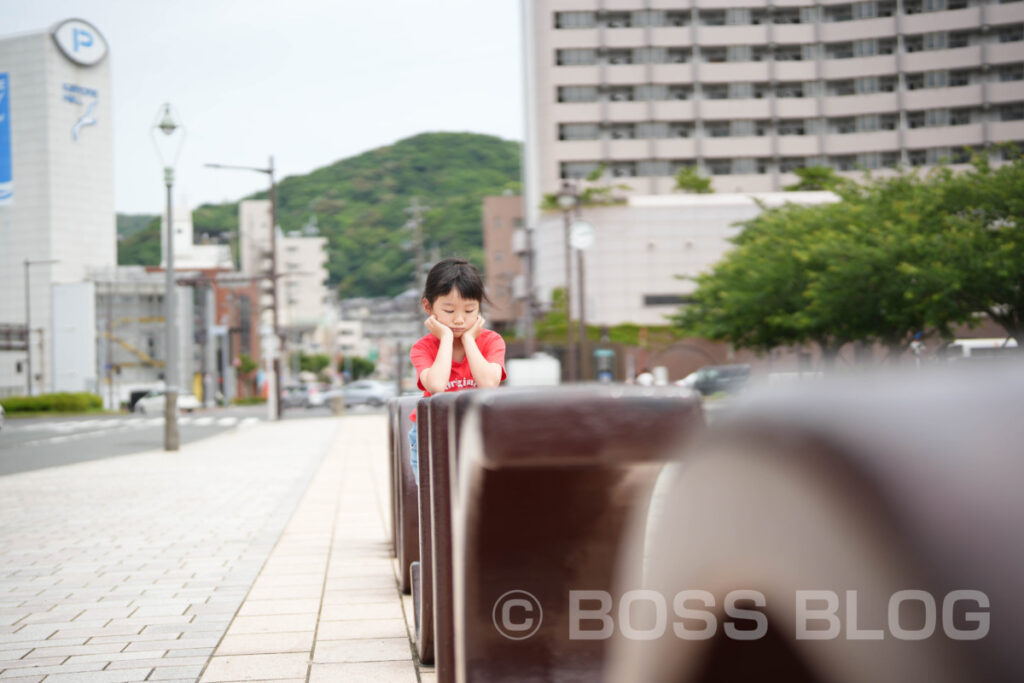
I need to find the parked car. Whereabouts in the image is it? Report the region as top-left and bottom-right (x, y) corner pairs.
(281, 385), (309, 409)
(133, 390), (201, 414)
(675, 364), (751, 396)
(328, 379), (398, 408)
(304, 384), (330, 409)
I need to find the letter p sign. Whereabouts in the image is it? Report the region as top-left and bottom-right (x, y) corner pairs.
(73, 28), (93, 52)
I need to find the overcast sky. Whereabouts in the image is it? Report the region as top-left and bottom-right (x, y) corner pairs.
(2, 0), (524, 215)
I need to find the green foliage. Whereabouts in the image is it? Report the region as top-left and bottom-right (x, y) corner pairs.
(339, 356), (375, 380)
(238, 353), (258, 376)
(295, 352), (331, 374)
(783, 166), (852, 192)
(117, 213), (158, 237)
(674, 166), (713, 194)
(116, 132), (521, 298)
(673, 155), (1024, 362)
(535, 289), (682, 347)
(1, 392), (103, 413)
(117, 217), (161, 266)
(231, 396), (267, 405)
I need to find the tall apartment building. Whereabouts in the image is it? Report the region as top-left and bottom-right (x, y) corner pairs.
(522, 0), (1024, 226)
(0, 20), (116, 395)
(482, 194), (526, 332)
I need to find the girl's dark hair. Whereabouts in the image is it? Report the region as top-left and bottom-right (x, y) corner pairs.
(423, 257), (491, 306)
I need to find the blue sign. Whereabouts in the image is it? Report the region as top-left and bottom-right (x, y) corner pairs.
(0, 73), (11, 206)
(62, 83), (99, 141)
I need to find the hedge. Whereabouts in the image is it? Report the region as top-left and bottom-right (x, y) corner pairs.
(0, 392), (104, 414)
(231, 396), (267, 405)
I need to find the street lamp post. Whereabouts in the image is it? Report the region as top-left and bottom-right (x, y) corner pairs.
(23, 258), (59, 396)
(205, 158), (283, 420)
(151, 103), (185, 451)
(557, 182), (578, 382)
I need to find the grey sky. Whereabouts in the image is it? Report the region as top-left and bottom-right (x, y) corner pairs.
(1, 0), (524, 215)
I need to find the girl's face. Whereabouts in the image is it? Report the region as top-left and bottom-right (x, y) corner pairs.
(423, 289), (480, 338)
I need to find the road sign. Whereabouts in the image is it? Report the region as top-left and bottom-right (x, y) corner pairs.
(569, 220), (595, 250)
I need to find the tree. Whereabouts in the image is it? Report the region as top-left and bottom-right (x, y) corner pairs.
(673, 166), (713, 194)
(783, 166), (851, 192)
(339, 356), (375, 380)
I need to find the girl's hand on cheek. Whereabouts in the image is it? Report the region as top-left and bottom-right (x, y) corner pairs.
(465, 316), (485, 341)
(425, 315), (453, 341)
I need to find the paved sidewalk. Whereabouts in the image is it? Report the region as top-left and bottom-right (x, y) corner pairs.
(0, 413), (425, 682)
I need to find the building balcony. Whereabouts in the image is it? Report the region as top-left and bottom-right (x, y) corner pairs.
(604, 28), (646, 48)
(821, 54), (898, 80)
(700, 98), (773, 120)
(700, 61), (772, 83)
(605, 64), (649, 85)
(987, 42), (1024, 66)
(655, 138), (698, 158)
(902, 7), (982, 35)
(902, 46), (981, 73)
(551, 65), (602, 86)
(990, 120), (1024, 143)
(698, 24), (769, 47)
(649, 63), (696, 82)
(607, 101), (651, 119)
(702, 136), (773, 158)
(651, 100), (697, 119)
(776, 97), (821, 118)
(904, 123), (985, 149)
(777, 135), (822, 156)
(903, 85), (983, 111)
(823, 130), (900, 155)
(648, 26), (695, 47)
(772, 24), (816, 46)
(989, 1), (1024, 27)
(822, 92), (900, 117)
(989, 81), (1024, 105)
(820, 16), (898, 43)
(607, 139), (652, 158)
(773, 60), (818, 81)
(554, 140), (605, 161)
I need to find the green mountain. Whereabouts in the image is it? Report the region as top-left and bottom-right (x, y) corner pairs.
(116, 132), (522, 297)
(117, 213), (158, 237)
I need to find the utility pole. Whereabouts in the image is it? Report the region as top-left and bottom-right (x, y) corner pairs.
(405, 197), (429, 295)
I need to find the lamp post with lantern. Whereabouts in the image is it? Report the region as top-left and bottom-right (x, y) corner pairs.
(556, 182), (578, 382)
(151, 103), (185, 451)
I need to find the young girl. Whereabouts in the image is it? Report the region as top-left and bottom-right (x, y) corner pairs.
(408, 258), (506, 484)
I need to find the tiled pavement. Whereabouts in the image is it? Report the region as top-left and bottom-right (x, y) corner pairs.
(1, 413), (428, 682)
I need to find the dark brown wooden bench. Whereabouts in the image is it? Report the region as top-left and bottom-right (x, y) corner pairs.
(605, 365), (1024, 683)
(393, 395), (420, 594)
(386, 397), (402, 559)
(449, 386), (704, 682)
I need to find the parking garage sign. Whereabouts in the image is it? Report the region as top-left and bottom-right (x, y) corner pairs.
(0, 73), (11, 206)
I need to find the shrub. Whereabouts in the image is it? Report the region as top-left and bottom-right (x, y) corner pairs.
(0, 392), (103, 413)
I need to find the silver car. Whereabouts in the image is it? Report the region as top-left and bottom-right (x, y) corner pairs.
(133, 390), (202, 414)
(333, 380), (398, 408)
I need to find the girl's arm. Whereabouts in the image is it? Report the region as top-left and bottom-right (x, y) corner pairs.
(462, 318), (503, 388)
(420, 315), (455, 395)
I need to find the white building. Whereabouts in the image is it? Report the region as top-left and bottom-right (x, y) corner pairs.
(521, 0), (1024, 229)
(0, 19), (115, 396)
(162, 201), (233, 270)
(238, 199), (329, 331)
(533, 192), (838, 326)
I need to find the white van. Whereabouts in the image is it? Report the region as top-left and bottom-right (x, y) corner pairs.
(940, 338), (1018, 360)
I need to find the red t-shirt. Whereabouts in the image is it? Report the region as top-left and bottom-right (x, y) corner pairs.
(408, 328), (507, 421)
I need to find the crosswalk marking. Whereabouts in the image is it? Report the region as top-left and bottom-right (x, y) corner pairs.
(3, 414), (266, 445)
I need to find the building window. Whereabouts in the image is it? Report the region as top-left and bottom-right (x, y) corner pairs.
(605, 11), (632, 28)
(607, 86), (634, 102)
(780, 157), (807, 172)
(636, 122), (669, 138)
(706, 122), (731, 137)
(831, 155), (858, 171)
(1000, 104), (1024, 121)
(559, 123), (600, 141)
(699, 10), (726, 26)
(557, 86), (599, 103)
(776, 83), (805, 98)
(827, 42), (855, 59)
(556, 49), (597, 66)
(828, 80), (856, 96)
(999, 64), (1024, 82)
(666, 11), (691, 26)
(606, 49), (633, 65)
(703, 84), (729, 100)
(609, 124), (635, 140)
(999, 24), (1024, 43)
(555, 11), (597, 29)
(638, 160), (671, 176)
(561, 162), (601, 179)
(667, 48), (691, 63)
(635, 85), (667, 101)
(610, 162), (637, 177)
(778, 119), (807, 136)
(644, 295), (691, 306)
(668, 85), (693, 100)
(669, 122), (694, 138)
(707, 159), (732, 174)
(772, 8), (802, 24)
